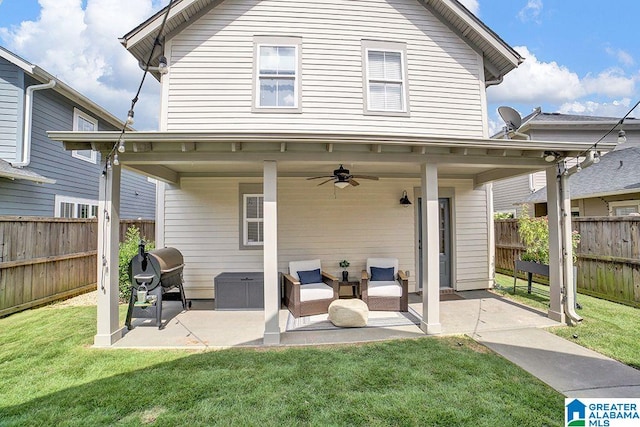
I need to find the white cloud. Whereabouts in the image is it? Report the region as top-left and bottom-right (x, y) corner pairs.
(605, 47), (634, 67)
(488, 46), (583, 103)
(0, 0), (169, 130)
(517, 0), (543, 23)
(558, 98), (634, 118)
(458, 0), (479, 16)
(487, 46), (636, 105)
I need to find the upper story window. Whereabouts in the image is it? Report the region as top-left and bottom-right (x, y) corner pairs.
(253, 36), (301, 112)
(72, 108), (98, 164)
(362, 40), (409, 116)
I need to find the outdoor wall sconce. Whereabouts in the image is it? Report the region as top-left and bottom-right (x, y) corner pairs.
(399, 190), (412, 206)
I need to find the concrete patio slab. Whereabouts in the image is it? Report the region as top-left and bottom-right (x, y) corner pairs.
(474, 328), (640, 398)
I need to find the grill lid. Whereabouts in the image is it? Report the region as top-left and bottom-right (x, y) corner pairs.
(148, 247), (184, 272)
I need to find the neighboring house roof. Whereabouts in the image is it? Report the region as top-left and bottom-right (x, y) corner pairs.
(523, 146), (640, 203)
(120, 0), (523, 82)
(493, 107), (640, 138)
(0, 46), (126, 130)
(0, 159), (55, 184)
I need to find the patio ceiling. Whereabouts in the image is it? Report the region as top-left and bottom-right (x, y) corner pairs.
(48, 130), (615, 186)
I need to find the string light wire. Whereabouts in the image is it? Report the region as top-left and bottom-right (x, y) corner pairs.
(102, 0), (175, 175)
(566, 99), (640, 173)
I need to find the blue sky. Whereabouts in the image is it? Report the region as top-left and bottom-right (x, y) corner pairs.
(0, 0), (638, 132)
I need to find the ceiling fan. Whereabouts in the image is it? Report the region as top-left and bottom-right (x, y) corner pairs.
(307, 164), (379, 188)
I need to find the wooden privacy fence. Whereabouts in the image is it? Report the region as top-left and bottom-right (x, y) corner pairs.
(495, 217), (640, 307)
(0, 217), (155, 317)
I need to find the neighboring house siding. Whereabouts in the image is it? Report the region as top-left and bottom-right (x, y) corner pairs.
(0, 77), (156, 219)
(0, 57), (22, 161)
(493, 174), (532, 215)
(120, 173), (156, 219)
(165, 0), (485, 137)
(163, 177), (490, 298)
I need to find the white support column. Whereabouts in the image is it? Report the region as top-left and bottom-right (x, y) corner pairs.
(263, 160), (280, 345)
(420, 163), (442, 334)
(546, 166), (565, 323)
(560, 171), (582, 324)
(94, 161), (124, 347)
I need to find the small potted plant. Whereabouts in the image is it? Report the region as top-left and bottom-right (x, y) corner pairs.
(339, 260), (350, 282)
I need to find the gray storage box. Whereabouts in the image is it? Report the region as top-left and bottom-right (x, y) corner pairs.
(214, 272), (264, 310)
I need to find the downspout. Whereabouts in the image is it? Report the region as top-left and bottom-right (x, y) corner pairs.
(12, 80), (57, 167)
(558, 166), (583, 325)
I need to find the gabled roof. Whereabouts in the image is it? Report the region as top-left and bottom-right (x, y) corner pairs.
(524, 146), (640, 203)
(520, 110), (640, 131)
(0, 46), (125, 130)
(120, 0), (523, 82)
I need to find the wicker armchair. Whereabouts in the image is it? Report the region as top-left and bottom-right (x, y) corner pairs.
(283, 259), (339, 317)
(361, 258), (408, 312)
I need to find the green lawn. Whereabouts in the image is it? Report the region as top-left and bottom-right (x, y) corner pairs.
(494, 273), (640, 370)
(0, 304), (564, 426)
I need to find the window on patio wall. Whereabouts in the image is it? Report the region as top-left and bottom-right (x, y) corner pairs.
(239, 183), (264, 250)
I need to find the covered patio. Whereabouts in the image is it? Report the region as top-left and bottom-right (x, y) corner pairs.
(113, 290), (560, 349)
(48, 131), (612, 347)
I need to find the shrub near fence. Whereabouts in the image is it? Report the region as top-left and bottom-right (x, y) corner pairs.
(495, 217), (640, 308)
(0, 217), (155, 317)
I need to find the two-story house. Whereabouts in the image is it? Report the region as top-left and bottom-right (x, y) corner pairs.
(50, 0), (609, 346)
(0, 46), (156, 219)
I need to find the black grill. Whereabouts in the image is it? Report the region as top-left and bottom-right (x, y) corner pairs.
(125, 242), (188, 329)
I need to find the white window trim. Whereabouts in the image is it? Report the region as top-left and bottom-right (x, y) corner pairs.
(54, 195), (99, 218)
(608, 200), (640, 216)
(362, 40), (410, 116)
(253, 36), (302, 113)
(71, 108), (98, 164)
(243, 193), (264, 247)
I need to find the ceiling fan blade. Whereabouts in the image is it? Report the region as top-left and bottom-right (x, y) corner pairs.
(349, 178), (360, 186)
(307, 176), (333, 180)
(317, 178), (335, 186)
(352, 175), (379, 180)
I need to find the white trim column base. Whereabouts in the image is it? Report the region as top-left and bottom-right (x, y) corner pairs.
(548, 310), (565, 323)
(93, 327), (126, 347)
(420, 321), (442, 335)
(263, 331), (281, 346)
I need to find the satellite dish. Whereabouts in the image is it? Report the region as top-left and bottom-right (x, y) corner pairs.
(498, 106), (522, 131)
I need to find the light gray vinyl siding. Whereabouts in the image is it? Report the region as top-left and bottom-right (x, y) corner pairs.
(493, 174), (532, 216)
(163, 177), (490, 298)
(165, 0), (485, 137)
(0, 77), (156, 219)
(0, 57), (23, 161)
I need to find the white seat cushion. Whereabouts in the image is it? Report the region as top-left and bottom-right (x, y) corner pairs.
(367, 280), (402, 297)
(299, 282), (334, 302)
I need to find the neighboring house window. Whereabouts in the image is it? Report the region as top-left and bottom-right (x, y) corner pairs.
(72, 108), (98, 163)
(253, 36), (301, 112)
(243, 194), (264, 246)
(609, 201), (640, 216)
(55, 195), (98, 218)
(362, 40), (409, 115)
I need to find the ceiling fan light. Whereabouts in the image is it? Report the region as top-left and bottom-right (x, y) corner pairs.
(334, 181), (349, 189)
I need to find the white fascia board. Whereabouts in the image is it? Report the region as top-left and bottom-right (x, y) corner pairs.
(47, 130), (618, 152)
(0, 46), (34, 73)
(121, 0), (198, 49)
(435, 0), (522, 67)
